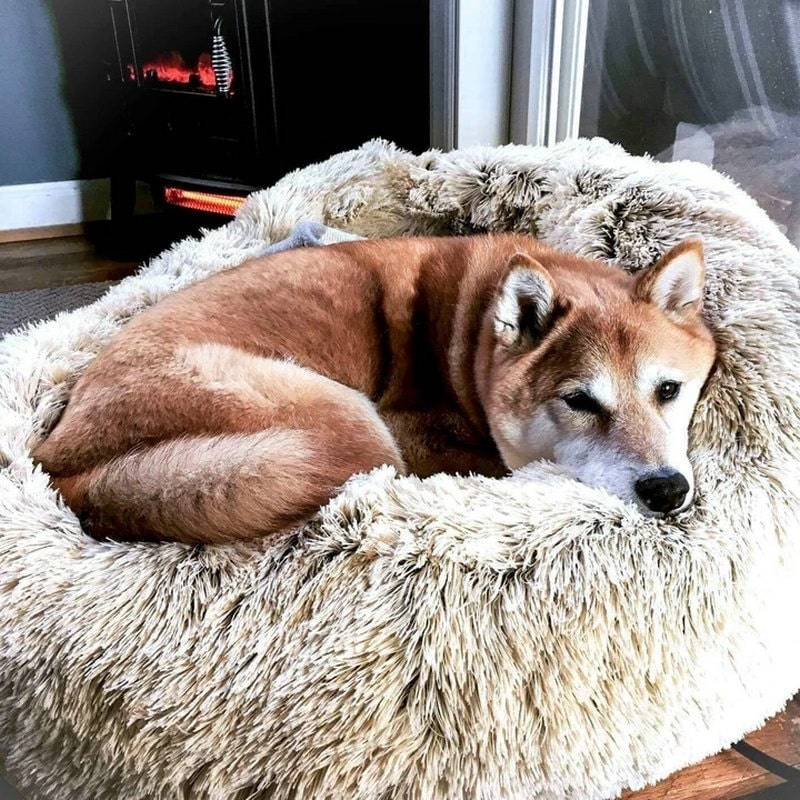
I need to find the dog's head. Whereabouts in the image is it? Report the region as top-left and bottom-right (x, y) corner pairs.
(478, 240), (717, 516)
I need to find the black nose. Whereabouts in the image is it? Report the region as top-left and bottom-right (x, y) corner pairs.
(635, 470), (691, 514)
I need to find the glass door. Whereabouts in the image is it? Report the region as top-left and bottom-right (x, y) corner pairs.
(577, 0), (800, 247)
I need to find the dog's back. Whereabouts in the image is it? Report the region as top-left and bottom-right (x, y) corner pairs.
(33, 235), (523, 542)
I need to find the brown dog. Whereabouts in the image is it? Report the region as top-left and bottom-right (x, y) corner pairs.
(34, 234), (716, 543)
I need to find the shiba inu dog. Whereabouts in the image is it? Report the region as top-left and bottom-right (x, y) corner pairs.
(34, 234), (716, 544)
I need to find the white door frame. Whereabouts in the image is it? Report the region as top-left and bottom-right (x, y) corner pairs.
(429, 0), (459, 150)
(431, 0), (590, 149)
(510, 0), (591, 146)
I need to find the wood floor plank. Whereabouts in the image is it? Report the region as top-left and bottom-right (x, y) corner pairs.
(0, 253), (138, 292)
(0, 214), (213, 293)
(0, 215), (211, 292)
(0, 222), (86, 244)
(0, 235), (96, 261)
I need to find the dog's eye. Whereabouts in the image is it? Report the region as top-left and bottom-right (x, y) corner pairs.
(562, 391), (603, 414)
(656, 381), (681, 402)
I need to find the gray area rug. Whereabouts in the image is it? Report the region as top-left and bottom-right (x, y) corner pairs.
(0, 282), (112, 339)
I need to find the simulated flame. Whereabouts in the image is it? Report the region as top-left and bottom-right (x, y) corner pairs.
(128, 51), (227, 91)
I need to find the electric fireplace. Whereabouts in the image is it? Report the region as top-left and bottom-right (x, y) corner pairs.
(103, 0), (272, 215)
(101, 0), (430, 218)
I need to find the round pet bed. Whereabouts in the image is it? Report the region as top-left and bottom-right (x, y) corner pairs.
(1, 138), (799, 800)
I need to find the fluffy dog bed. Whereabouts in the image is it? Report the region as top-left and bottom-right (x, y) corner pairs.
(1, 138), (799, 800)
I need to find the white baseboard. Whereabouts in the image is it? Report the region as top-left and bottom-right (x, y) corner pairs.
(0, 179), (110, 231)
(0, 179), (154, 233)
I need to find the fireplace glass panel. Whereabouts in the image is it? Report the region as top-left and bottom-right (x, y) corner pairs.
(126, 0), (237, 96)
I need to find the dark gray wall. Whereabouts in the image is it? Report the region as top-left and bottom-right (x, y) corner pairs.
(0, 0), (79, 186)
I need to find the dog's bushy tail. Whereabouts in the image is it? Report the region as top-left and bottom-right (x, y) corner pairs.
(50, 428), (399, 543)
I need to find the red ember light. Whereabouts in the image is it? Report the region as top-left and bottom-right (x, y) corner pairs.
(128, 51), (230, 92)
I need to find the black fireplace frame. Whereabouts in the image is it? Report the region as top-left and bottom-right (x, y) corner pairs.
(104, 0), (278, 216)
(102, 0), (431, 218)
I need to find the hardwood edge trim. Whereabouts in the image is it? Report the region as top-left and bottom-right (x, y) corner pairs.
(0, 223), (87, 244)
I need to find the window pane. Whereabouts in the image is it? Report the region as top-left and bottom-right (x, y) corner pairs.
(580, 0), (800, 247)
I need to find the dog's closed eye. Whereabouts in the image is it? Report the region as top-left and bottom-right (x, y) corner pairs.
(562, 391), (604, 415)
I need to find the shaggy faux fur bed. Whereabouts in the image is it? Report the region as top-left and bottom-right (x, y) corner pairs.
(1, 138), (799, 800)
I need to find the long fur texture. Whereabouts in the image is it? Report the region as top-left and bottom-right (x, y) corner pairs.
(1, 137), (799, 800)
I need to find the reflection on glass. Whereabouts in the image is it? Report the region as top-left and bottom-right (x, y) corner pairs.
(580, 0), (800, 246)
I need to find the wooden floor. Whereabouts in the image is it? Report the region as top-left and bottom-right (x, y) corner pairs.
(0, 230), (139, 292)
(0, 214), (213, 292)
(623, 696), (800, 799)
(1, 224), (799, 800)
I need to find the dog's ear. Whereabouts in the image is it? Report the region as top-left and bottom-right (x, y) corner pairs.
(636, 239), (706, 323)
(494, 253), (555, 348)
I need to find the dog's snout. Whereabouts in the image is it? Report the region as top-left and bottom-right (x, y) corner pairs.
(635, 470), (690, 514)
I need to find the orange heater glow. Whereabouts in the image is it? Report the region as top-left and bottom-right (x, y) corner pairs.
(164, 186), (247, 216)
